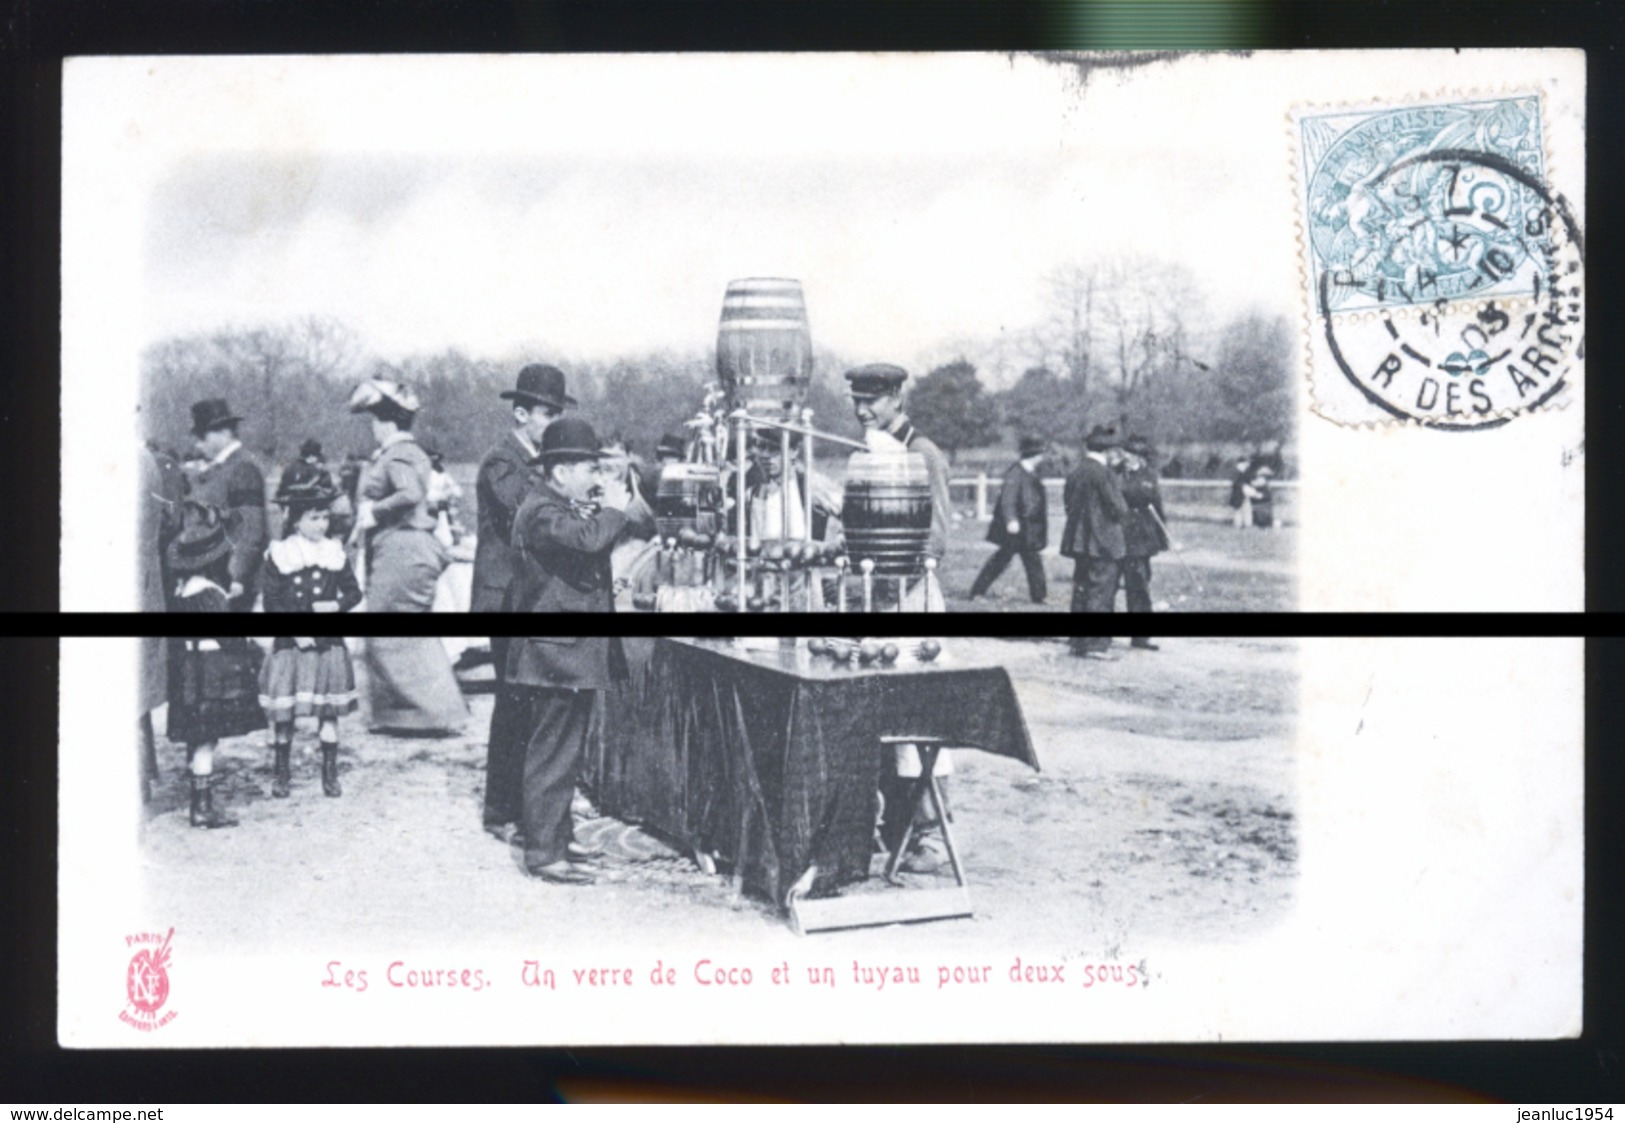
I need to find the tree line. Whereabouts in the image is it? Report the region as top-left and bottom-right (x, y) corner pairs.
(140, 258), (1293, 472)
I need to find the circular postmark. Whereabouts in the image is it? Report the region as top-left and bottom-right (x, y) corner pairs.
(1316, 148), (1583, 430)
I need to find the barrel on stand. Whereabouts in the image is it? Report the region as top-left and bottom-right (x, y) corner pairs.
(654, 463), (722, 541)
(841, 450), (931, 576)
(716, 278), (813, 422)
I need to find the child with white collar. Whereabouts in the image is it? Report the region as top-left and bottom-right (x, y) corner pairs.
(258, 465), (363, 799)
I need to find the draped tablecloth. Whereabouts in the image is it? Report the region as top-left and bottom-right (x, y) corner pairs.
(592, 637), (1038, 903)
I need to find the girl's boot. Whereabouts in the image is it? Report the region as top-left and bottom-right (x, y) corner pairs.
(321, 744), (342, 797)
(272, 744), (292, 798)
(189, 775), (238, 829)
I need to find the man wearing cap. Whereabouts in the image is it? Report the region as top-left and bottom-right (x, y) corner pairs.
(1060, 424), (1129, 659)
(507, 416), (631, 886)
(184, 399), (268, 612)
(844, 363), (952, 609)
(968, 436), (1050, 605)
(472, 365), (573, 842)
(1119, 435), (1170, 651)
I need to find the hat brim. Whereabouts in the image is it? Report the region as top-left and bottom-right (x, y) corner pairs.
(191, 415), (243, 437)
(538, 450), (606, 464)
(501, 391), (577, 408)
(165, 537), (234, 572)
(277, 490), (339, 508)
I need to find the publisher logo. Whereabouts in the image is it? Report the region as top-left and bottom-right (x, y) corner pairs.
(120, 927), (177, 1031)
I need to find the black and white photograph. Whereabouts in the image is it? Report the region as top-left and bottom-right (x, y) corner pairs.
(62, 633), (1581, 1046)
(64, 50), (1584, 616)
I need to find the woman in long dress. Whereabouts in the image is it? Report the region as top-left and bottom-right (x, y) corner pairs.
(348, 379), (468, 735)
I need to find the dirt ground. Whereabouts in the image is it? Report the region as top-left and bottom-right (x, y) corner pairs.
(141, 636), (1298, 958)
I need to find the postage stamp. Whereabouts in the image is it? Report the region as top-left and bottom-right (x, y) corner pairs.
(1293, 94), (1584, 429)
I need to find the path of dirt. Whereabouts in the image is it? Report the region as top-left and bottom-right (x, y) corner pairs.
(141, 637), (1297, 958)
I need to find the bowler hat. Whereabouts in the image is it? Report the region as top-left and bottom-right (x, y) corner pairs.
(536, 416), (608, 463)
(1084, 424), (1121, 453)
(1125, 435), (1155, 457)
(655, 433), (686, 460)
(299, 438), (324, 460)
(844, 363), (909, 398)
(164, 502), (236, 572)
(1018, 436), (1046, 459)
(190, 399), (243, 437)
(501, 364), (576, 411)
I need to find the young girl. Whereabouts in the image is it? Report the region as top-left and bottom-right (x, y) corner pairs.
(164, 502), (265, 829)
(258, 464), (363, 798)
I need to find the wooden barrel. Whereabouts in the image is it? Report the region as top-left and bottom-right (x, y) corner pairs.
(654, 463), (722, 540)
(840, 450), (931, 576)
(715, 278), (813, 421)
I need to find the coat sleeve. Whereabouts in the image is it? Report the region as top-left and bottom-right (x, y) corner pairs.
(334, 558), (364, 614)
(480, 453), (528, 541)
(521, 503), (629, 558)
(260, 555), (293, 612)
(1102, 469), (1129, 520)
(226, 462), (268, 585)
(911, 437), (953, 561)
(994, 466), (1021, 526)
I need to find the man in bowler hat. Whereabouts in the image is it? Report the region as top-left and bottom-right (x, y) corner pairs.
(968, 436), (1050, 604)
(184, 399), (268, 612)
(1119, 434), (1169, 651)
(1060, 424), (1129, 658)
(473, 364), (574, 843)
(507, 416), (631, 885)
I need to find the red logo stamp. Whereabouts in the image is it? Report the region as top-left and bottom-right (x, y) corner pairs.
(119, 927), (178, 1031)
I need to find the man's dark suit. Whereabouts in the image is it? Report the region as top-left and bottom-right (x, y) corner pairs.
(506, 481), (628, 870)
(187, 445), (267, 612)
(1060, 455), (1128, 654)
(472, 431), (542, 832)
(969, 461), (1049, 603)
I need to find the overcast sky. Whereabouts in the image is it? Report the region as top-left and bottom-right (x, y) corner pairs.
(60, 50), (1582, 378)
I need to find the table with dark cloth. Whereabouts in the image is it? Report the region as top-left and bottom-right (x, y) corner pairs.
(591, 637), (1038, 903)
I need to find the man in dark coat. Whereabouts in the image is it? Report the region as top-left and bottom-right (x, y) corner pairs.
(473, 364), (573, 843)
(507, 416), (630, 885)
(1060, 424), (1128, 658)
(184, 399), (268, 612)
(1119, 435), (1170, 651)
(968, 436), (1049, 604)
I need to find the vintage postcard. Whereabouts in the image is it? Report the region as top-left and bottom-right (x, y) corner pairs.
(62, 634), (1581, 1046)
(61, 50), (1584, 615)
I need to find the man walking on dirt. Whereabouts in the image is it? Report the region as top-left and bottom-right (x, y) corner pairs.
(473, 364), (571, 844)
(968, 436), (1049, 604)
(1061, 424), (1128, 659)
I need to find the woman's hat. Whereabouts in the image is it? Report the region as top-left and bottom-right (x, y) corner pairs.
(537, 416), (608, 464)
(348, 379), (421, 416)
(275, 461), (337, 508)
(1018, 436), (1046, 459)
(164, 502), (236, 572)
(501, 364), (576, 411)
(190, 398), (242, 437)
(655, 433), (686, 459)
(1084, 424), (1121, 453)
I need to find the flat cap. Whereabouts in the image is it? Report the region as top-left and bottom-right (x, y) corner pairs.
(843, 363), (909, 397)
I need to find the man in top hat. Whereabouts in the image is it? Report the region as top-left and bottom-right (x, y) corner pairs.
(506, 416), (631, 885)
(184, 399), (268, 612)
(473, 364), (574, 843)
(968, 436), (1050, 605)
(1060, 423), (1129, 658)
(844, 363), (952, 609)
(1119, 434), (1170, 651)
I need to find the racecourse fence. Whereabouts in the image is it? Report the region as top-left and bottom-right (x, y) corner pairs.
(952, 476), (1296, 528)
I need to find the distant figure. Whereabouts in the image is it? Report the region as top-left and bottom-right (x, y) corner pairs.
(1060, 424), (1128, 660)
(1248, 464), (1276, 529)
(1119, 435), (1170, 651)
(968, 436), (1049, 605)
(1228, 455), (1254, 528)
(184, 399), (268, 612)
